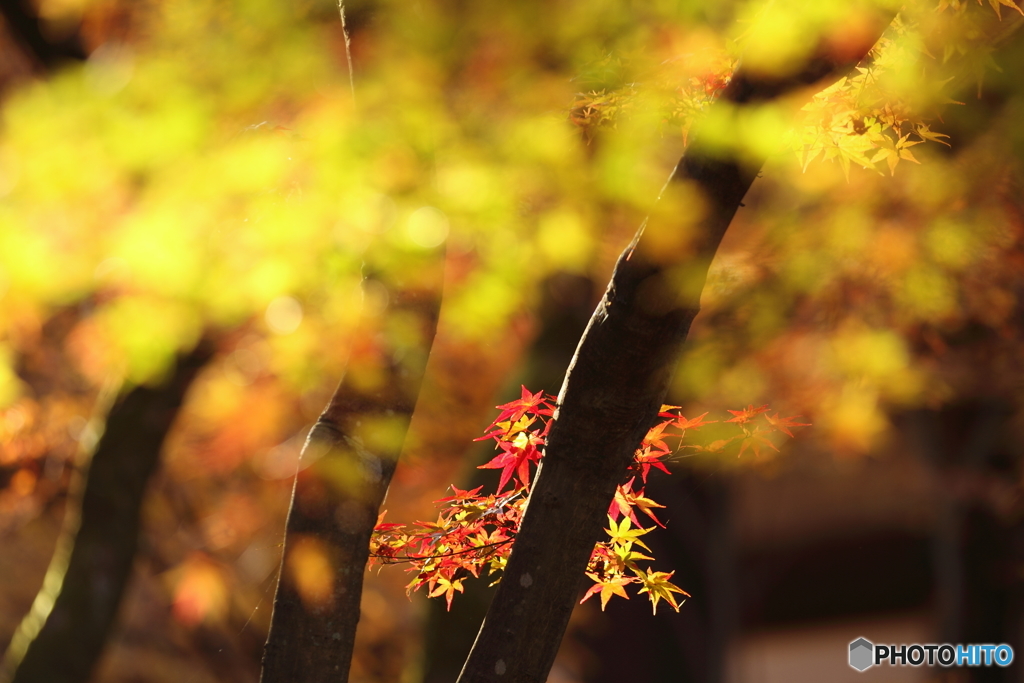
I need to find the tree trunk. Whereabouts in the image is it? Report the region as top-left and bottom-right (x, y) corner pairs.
(456, 9), (895, 683)
(0, 0), (87, 71)
(0, 342), (213, 683)
(259, 243), (445, 683)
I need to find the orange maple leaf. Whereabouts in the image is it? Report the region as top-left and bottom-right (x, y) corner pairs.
(763, 412), (811, 438)
(675, 412), (717, 431)
(737, 431), (780, 458)
(641, 420), (673, 452)
(581, 573), (633, 610)
(724, 404), (770, 424)
(428, 575), (465, 611)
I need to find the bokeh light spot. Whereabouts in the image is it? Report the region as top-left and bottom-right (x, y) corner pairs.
(406, 206), (449, 248)
(265, 296), (303, 334)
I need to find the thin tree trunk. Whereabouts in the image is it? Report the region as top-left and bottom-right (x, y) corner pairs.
(456, 10), (895, 683)
(260, 243), (445, 683)
(0, 341), (213, 683)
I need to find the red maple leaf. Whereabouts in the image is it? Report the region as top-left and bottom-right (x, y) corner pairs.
(478, 432), (543, 493)
(475, 387), (555, 441)
(435, 485), (485, 504)
(633, 445), (672, 483)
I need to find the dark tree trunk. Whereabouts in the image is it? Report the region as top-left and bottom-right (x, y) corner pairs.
(0, 342), (213, 683)
(455, 10), (895, 683)
(259, 243), (445, 683)
(911, 403), (1024, 683)
(0, 0), (87, 71)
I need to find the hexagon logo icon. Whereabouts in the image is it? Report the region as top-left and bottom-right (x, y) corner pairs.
(849, 638), (874, 671)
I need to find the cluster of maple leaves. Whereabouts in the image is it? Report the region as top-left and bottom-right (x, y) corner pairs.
(571, 0), (1020, 177)
(569, 56), (733, 147)
(369, 387), (808, 613)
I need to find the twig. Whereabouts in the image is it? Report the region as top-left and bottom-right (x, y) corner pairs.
(337, 0), (356, 101)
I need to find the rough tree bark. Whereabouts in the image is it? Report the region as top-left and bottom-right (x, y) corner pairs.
(0, 342), (214, 683)
(259, 242), (445, 682)
(455, 7), (897, 683)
